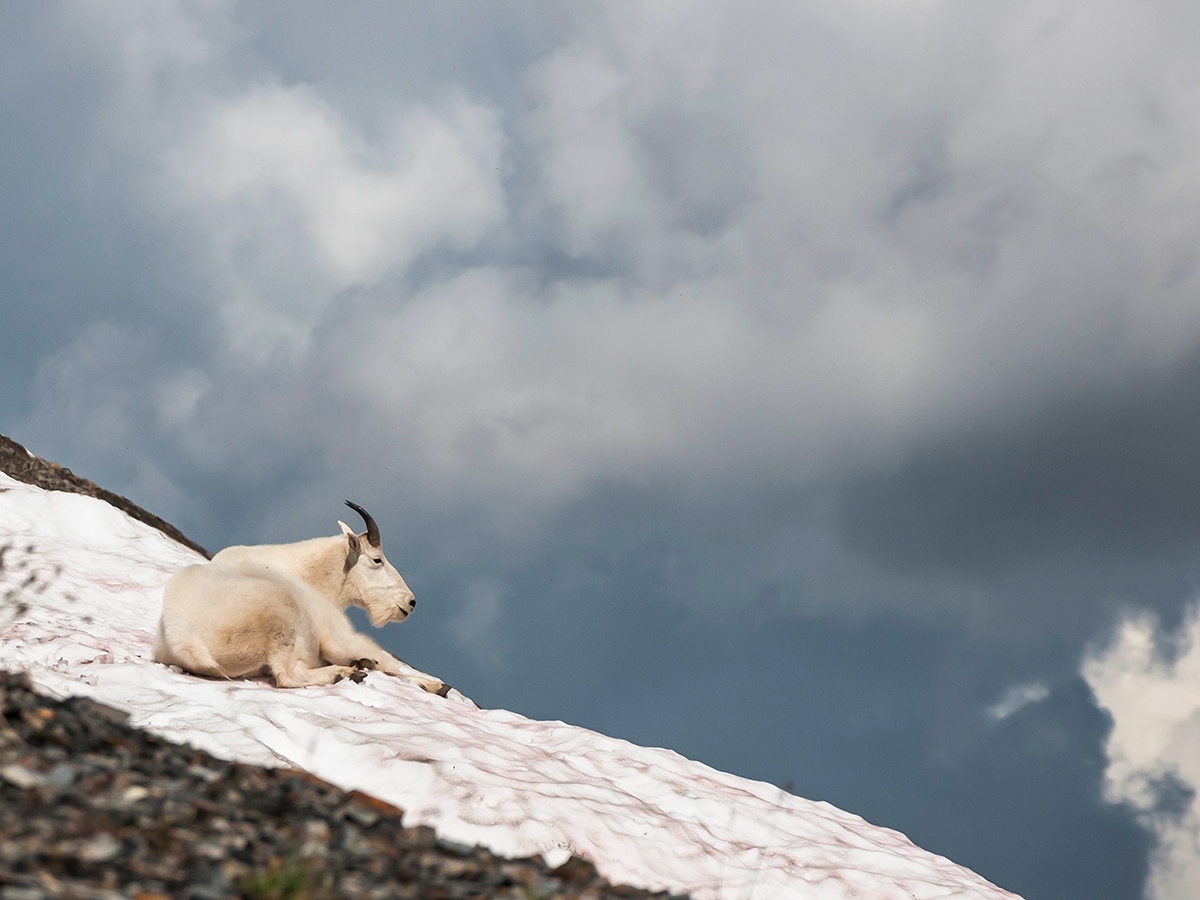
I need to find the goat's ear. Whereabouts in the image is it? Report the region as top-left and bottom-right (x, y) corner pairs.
(337, 520), (361, 554)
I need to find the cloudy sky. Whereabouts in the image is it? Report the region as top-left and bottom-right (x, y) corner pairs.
(5, 2), (1200, 897)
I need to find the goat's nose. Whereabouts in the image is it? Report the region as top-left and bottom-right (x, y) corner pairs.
(410, 597), (417, 609)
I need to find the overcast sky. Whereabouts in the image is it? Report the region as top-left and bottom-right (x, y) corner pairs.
(6, 3), (1200, 897)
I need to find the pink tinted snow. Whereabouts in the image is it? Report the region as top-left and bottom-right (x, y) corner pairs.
(0, 473), (1022, 900)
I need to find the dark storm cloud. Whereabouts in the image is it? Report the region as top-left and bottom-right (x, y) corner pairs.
(6, 3), (1200, 898)
(833, 347), (1200, 634)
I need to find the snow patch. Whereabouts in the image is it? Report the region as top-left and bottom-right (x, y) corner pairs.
(0, 472), (1020, 899)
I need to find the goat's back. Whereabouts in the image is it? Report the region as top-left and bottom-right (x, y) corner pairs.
(155, 561), (323, 679)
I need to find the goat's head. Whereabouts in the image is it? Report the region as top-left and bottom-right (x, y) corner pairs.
(338, 500), (416, 626)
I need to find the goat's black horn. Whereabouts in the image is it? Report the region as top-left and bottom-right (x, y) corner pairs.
(344, 500), (381, 547)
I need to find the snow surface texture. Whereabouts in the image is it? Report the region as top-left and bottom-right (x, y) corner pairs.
(0, 472), (1020, 899)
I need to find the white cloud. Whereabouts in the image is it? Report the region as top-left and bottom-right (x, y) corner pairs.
(507, 0), (1200, 503)
(1085, 605), (1200, 900)
(527, 48), (645, 255)
(171, 82), (505, 281)
(161, 82), (505, 359)
(59, 1), (507, 362)
(986, 681), (1050, 723)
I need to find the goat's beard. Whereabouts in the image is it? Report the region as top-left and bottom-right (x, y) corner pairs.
(362, 589), (410, 627)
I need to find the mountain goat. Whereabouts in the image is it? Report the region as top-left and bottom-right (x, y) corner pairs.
(154, 501), (449, 695)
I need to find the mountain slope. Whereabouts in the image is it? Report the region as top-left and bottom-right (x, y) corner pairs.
(0, 468), (1021, 899)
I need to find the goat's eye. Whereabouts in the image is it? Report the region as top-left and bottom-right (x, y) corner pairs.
(373, 557), (383, 565)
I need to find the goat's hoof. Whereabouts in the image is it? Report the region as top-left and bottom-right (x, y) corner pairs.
(434, 682), (452, 698)
(351, 658), (378, 670)
(348, 669), (368, 684)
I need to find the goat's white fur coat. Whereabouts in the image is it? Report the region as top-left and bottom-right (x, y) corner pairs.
(154, 504), (446, 694)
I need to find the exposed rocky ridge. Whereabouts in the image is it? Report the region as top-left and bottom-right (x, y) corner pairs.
(0, 437), (686, 899)
(0, 433), (210, 558)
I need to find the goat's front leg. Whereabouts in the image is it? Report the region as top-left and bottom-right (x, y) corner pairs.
(270, 655), (359, 688)
(321, 631), (449, 696)
(366, 652), (451, 697)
